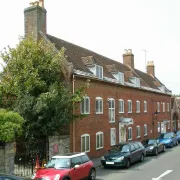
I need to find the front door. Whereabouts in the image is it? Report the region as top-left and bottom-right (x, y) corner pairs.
(119, 124), (126, 143)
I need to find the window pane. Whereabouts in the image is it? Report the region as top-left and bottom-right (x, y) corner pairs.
(85, 98), (89, 113)
(97, 134), (99, 148)
(96, 99), (99, 112)
(81, 136), (85, 152)
(86, 136), (89, 151)
(100, 100), (102, 112)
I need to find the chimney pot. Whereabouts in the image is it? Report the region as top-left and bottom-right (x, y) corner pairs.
(123, 49), (134, 69)
(147, 61), (155, 77)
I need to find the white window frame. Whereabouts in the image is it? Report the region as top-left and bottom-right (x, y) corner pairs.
(136, 126), (141, 138)
(80, 96), (90, 114)
(144, 124), (148, 136)
(158, 122), (160, 132)
(96, 65), (103, 79)
(128, 127), (132, 140)
(163, 102), (165, 112)
(119, 99), (124, 113)
(81, 134), (90, 152)
(168, 121), (170, 129)
(108, 98), (115, 123)
(95, 97), (103, 114)
(144, 101), (147, 112)
(96, 132), (104, 150)
(167, 103), (170, 112)
(136, 100), (140, 113)
(110, 128), (116, 146)
(157, 102), (160, 112)
(119, 72), (124, 84)
(128, 100), (132, 113)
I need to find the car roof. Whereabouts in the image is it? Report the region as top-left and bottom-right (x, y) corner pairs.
(52, 152), (87, 159)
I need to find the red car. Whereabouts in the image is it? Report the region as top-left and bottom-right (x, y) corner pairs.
(31, 152), (96, 180)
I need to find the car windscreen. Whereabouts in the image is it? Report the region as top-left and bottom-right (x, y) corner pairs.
(159, 133), (171, 139)
(111, 145), (130, 153)
(46, 158), (70, 169)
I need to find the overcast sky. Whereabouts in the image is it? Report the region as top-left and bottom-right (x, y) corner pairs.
(0, 0), (180, 94)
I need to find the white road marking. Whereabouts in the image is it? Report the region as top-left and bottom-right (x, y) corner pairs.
(152, 170), (173, 180)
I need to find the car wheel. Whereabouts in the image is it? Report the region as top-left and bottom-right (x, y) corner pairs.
(154, 148), (158, 156)
(88, 168), (96, 180)
(163, 145), (166, 152)
(140, 154), (144, 162)
(125, 159), (130, 169)
(63, 178), (69, 180)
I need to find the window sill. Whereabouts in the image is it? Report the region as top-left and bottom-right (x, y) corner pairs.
(119, 112), (124, 113)
(96, 147), (103, 150)
(128, 138), (132, 141)
(137, 136), (141, 138)
(96, 112), (103, 114)
(128, 112), (132, 113)
(109, 121), (116, 124)
(144, 134), (147, 136)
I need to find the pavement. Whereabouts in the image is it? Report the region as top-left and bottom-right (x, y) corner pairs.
(91, 157), (102, 168)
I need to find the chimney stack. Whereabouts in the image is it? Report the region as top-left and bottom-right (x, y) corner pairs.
(123, 49), (134, 69)
(24, 0), (46, 40)
(147, 61), (155, 77)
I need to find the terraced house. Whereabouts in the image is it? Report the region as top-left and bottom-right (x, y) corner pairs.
(25, 0), (172, 158)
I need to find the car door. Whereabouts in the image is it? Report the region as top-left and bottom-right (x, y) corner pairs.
(69, 156), (84, 180)
(130, 144), (138, 163)
(172, 133), (176, 145)
(134, 143), (142, 160)
(80, 155), (91, 178)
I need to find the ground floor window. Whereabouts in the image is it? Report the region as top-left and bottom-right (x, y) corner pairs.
(158, 122), (160, 132)
(144, 124), (147, 136)
(128, 127), (132, 140)
(110, 128), (116, 146)
(96, 132), (104, 149)
(81, 134), (90, 152)
(136, 126), (141, 138)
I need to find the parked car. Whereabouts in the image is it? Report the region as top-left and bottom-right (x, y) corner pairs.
(101, 142), (146, 168)
(175, 130), (180, 142)
(158, 132), (178, 148)
(31, 152), (96, 180)
(142, 139), (166, 155)
(0, 174), (24, 180)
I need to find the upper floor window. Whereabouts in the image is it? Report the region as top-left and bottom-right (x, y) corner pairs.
(128, 100), (132, 113)
(108, 98), (115, 122)
(163, 102), (165, 112)
(144, 124), (147, 136)
(128, 127), (132, 140)
(168, 121), (170, 129)
(157, 102), (160, 112)
(112, 72), (124, 85)
(144, 101), (147, 112)
(96, 97), (103, 114)
(119, 99), (124, 113)
(81, 134), (90, 152)
(136, 101), (140, 113)
(80, 96), (90, 114)
(96, 132), (104, 149)
(96, 65), (103, 79)
(167, 103), (170, 112)
(136, 126), (141, 138)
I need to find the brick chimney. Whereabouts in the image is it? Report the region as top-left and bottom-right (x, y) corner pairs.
(123, 49), (134, 69)
(24, 0), (46, 40)
(147, 61), (155, 77)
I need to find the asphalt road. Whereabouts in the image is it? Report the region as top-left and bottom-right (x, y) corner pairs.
(96, 145), (180, 180)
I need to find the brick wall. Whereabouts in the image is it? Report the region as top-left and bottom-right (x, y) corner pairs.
(49, 135), (70, 160)
(70, 77), (171, 158)
(0, 143), (15, 174)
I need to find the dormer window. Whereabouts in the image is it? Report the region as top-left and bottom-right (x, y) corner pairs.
(96, 65), (103, 79)
(130, 77), (140, 87)
(159, 85), (165, 93)
(112, 72), (124, 84)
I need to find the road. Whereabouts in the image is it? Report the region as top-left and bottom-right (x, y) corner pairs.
(96, 145), (180, 180)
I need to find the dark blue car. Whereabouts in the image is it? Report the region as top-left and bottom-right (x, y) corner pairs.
(158, 132), (178, 148)
(176, 131), (180, 142)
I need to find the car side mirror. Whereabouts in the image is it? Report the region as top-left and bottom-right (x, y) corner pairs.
(74, 164), (80, 169)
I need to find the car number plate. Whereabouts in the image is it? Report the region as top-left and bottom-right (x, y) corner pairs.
(106, 162), (114, 164)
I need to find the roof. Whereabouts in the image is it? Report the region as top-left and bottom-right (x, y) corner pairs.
(42, 33), (171, 95)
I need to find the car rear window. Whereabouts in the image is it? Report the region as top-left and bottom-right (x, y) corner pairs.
(81, 155), (90, 163)
(134, 143), (140, 150)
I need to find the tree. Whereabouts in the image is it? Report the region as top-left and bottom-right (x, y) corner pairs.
(0, 37), (85, 139)
(0, 109), (24, 142)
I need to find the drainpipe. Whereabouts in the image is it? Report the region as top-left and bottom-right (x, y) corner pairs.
(72, 74), (75, 152)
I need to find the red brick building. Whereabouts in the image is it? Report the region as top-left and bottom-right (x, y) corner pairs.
(24, 1), (172, 158)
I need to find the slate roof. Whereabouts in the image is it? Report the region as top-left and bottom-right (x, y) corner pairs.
(44, 34), (171, 95)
